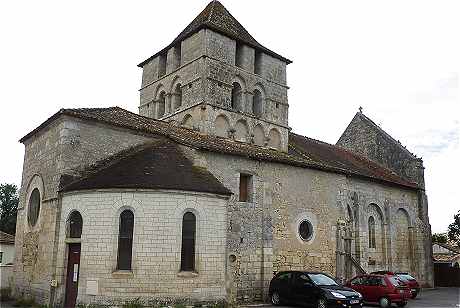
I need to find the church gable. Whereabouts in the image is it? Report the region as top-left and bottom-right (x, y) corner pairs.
(337, 111), (425, 187)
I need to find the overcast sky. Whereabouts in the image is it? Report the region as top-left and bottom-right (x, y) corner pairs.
(0, 0), (458, 233)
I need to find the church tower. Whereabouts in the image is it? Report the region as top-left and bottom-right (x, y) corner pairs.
(138, 1), (292, 151)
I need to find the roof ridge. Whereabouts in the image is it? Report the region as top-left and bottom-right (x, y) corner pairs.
(289, 131), (418, 188)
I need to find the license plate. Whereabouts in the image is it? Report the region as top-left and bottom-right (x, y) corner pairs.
(350, 299), (359, 304)
(411, 289), (416, 292)
(399, 289), (404, 293)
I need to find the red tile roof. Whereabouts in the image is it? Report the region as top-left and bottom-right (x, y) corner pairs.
(138, 1), (291, 67)
(20, 107), (420, 190)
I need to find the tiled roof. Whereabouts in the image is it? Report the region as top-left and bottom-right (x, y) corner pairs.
(0, 231), (15, 244)
(138, 1), (291, 67)
(20, 106), (419, 190)
(60, 140), (232, 196)
(289, 133), (418, 188)
(433, 242), (460, 254)
(433, 253), (460, 263)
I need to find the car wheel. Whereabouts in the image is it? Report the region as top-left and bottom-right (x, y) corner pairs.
(271, 291), (281, 306)
(411, 293), (418, 299)
(397, 302), (407, 307)
(317, 298), (327, 308)
(379, 297), (391, 308)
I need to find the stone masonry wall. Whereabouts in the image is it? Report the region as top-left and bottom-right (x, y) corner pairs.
(54, 190), (227, 306)
(139, 29), (289, 152)
(14, 117), (153, 304)
(183, 146), (433, 302)
(337, 113), (425, 188)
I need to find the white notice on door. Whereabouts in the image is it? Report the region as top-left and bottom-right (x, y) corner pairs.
(73, 264), (78, 282)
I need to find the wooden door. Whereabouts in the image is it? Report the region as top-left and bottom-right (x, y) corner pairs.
(64, 243), (81, 308)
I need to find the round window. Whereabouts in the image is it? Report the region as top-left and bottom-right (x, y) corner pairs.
(298, 220), (314, 241)
(28, 188), (41, 227)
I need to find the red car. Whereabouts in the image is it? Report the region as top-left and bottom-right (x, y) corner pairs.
(346, 274), (411, 307)
(395, 272), (420, 299)
(371, 271), (420, 299)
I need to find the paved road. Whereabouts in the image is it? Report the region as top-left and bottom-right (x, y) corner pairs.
(245, 288), (459, 308)
(404, 288), (459, 308)
(1, 288), (458, 308)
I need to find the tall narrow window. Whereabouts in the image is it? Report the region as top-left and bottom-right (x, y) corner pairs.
(239, 173), (252, 202)
(173, 83), (182, 110)
(254, 50), (262, 75)
(368, 216), (376, 248)
(235, 42), (244, 68)
(117, 210), (134, 270)
(68, 211), (83, 238)
(180, 212), (196, 272)
(158, 54), (167, 78)
(173, 44), (181, 70)
(157, 91), (166, 117)
(252, 89), (263, 117)
(231, 82), (243, 111)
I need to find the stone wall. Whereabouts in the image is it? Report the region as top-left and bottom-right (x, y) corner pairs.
(139, 29), (289, 152)
(337, 113), (425, 188)
(183, 146), (433, 301)
(54, 190), (227, 306)
(13, 117), (152, 304)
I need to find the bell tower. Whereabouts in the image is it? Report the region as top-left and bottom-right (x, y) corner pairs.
(138, 1), (291, 151)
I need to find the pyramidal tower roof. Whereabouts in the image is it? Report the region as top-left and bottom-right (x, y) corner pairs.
(138, 0), (291, 67)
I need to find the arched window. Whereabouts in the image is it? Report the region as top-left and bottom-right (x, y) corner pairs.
(117, 210), (134, 270)
(157, 91), (166, 117)
(182, 114), (194, 129)
(68, 211), (83, 238)
(231, 82), (243, 111)
(28, 188), (41, 227)
(252, 89), (263, 117)
(368, 216), (376, 248)
(173, 83), (182, 110)
(180, 212), (196, 272)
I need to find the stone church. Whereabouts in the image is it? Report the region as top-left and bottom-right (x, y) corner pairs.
(12, 1), (433, 306)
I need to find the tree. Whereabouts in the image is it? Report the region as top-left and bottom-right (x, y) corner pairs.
(432, 233), (448, 244)
(0, 183), (19, 235)
(448, 210), (460, 247)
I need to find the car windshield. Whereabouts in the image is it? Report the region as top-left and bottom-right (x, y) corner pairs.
(397, 274), (415, 281)
(389, 276), (403, 286)
(307, 273), (339, 286)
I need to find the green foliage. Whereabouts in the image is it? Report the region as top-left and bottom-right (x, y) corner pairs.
(0, 183), (19, 235)
(122, 298), (143, 308)
(432, 232), (448, 243)
(448, 210), (460, 246)
(13, 297), (36, 307)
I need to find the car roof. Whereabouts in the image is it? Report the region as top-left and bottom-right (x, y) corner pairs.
(275, 270), (330, 275)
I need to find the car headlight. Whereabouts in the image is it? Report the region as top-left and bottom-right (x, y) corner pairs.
(331, 291), (346, 299)
(356, 292), (363, 298)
